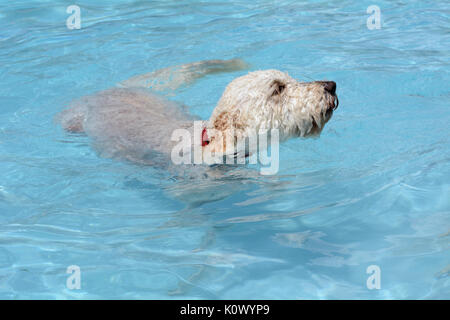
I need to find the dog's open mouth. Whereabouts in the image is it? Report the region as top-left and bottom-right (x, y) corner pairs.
(309, 93), (339, 136)
(332, 94), (339, 110)
(325, 95), (338, 118)
(324, 93), (338, 121)
(329, 94), (339, 111)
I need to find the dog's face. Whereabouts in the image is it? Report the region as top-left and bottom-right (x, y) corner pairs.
(204, 70), (338, 155)
(279, 78), (339, 139)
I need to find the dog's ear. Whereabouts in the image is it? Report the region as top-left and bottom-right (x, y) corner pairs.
(270, 80), (286, 97)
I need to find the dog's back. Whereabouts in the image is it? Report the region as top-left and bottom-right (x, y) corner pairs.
(57, 88), (196, 165)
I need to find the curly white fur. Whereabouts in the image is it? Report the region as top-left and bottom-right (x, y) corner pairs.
(57, 61), (338, 168)
(203, 70), (337, 156)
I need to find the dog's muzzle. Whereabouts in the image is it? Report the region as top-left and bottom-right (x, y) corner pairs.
(319, 81), (338, 111)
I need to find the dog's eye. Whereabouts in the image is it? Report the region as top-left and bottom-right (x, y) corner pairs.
(271, 80), (286, 96)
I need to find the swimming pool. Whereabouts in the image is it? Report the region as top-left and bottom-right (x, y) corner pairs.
(0, 0), (448, 299)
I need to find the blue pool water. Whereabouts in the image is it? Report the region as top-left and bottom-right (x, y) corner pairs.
(0, 0), (449, 299)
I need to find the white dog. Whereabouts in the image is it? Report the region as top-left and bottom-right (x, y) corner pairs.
(57, 59), (338, 171)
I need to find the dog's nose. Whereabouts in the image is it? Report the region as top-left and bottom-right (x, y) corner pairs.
(322, 81), (336, 95)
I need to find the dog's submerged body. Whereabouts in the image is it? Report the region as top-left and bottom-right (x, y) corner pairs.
(57, 59), (338, 171)
(59, 88), (200, 167)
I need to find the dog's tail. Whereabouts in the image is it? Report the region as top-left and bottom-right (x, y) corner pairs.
(117, 58), (249, 92)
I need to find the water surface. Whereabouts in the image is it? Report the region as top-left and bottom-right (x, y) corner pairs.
(0, 0), (449, 299)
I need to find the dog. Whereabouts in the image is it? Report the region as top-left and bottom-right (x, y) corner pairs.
(57, 59), (338, 172)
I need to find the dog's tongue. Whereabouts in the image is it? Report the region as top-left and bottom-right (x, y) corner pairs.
(201, 127), (210, 146)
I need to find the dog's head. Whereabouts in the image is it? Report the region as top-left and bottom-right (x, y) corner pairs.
(203, 70), (338, 156)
